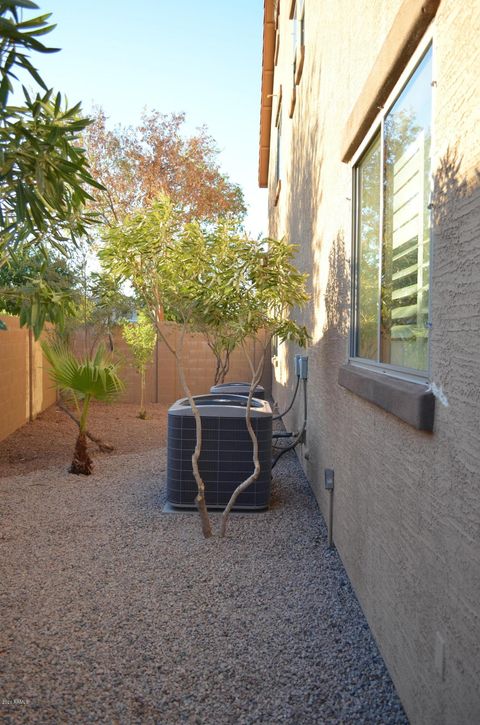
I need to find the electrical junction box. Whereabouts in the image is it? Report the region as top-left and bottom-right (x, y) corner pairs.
(324, 468), (334, 490)
(299, 356), (308, 380)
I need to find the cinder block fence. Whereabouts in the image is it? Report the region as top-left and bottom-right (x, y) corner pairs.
(0, 316), (56, 442)
(0, 318), (271, 443)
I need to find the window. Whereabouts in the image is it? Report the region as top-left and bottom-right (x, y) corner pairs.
(352, 45), (432, 375)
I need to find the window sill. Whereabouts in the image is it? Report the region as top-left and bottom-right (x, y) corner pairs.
(338, 363), (435, 431)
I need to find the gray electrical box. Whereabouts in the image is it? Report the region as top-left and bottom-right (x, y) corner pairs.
(299, 356), (308, 380)
(324, 468), (334, 490)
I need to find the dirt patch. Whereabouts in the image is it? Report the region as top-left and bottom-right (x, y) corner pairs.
(0, 401), (168, 478)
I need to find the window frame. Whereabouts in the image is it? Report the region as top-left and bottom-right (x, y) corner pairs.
(349, 32), (435, 385)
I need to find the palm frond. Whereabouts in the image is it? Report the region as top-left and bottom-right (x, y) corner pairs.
(41, 341), (124, 401)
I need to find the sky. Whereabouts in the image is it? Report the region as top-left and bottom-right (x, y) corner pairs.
(29, 0), (268, 237)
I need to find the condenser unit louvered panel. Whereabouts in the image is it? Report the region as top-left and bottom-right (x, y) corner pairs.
(167, 395), (272, 510)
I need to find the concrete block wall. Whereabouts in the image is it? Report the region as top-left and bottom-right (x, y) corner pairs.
(0, 316), (56, 442)
(266, 1), (480, 723)
(76, 323), (271, 408)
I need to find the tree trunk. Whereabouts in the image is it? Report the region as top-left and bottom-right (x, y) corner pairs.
(69, 432), (93, 475)
(57, 401), (114, 452)
(176, 352), (212, 539)
(210, 345), (231, 386)
(218, 349), (231, 385)
(139, 367), (147, 419)
(220, 350), (265, 537)
(152, 317), (212, 539)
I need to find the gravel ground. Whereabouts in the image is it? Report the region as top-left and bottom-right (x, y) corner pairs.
(0, 435), (408, 723)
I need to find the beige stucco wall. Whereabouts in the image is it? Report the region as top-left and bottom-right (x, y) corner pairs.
(0, 317), (56, 442)
(267, 1), (480, 723)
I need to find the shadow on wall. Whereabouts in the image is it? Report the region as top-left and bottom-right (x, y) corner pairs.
(323, 230), (350, 338)
(430, 145), (480, 456)
(432, 146), (473, 235)
(284, 58), (324, 339)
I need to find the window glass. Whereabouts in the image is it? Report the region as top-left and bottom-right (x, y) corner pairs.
(354, 46), (432, 373)
(356, 134), (381, 360)
(381, 48), (432, 370)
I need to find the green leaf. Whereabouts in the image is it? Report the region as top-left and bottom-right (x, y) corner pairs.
(0, 74), (11, 105)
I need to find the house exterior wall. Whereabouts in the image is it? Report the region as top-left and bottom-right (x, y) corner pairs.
(264, 1), (480, 723)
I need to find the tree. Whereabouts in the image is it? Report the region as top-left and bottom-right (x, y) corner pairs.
(164, 218), (254, 385)
(121, 311), (156, 419)
(85, 108), (246, 225)
(215, 236), (310, 537)
(0, 1), (103, 266)
(100, 195), (214, 538)
(100, 195), (310, 539)
(41, 341), (124, 475)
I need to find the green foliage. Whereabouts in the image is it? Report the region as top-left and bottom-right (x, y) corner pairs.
(121, 310), (156, 418)
(81, 271), (134, 348)
(99, 196), (194, 323)
(0, 1), (104, 264)
(41, 341), (124, 405)
(0, 0), (58, 106)
(0, 249), (79, 338)
(17, 275), (77, 339)
(100, 195), (310, 366)
(121, 311), (156, 372)
(238, 235), (310, 347)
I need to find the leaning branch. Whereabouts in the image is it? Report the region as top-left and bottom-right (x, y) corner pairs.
(57, 401), (114, 453)
(175, 324), (212, 538)
(220, 347), (265, 537)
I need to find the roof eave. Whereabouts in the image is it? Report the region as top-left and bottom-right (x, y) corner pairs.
(258, 0), (276, 188)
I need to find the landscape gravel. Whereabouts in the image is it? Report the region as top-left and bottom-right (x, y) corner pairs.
(1, 432), (408, 724)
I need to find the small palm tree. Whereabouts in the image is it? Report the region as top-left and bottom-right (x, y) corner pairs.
(41, 342), (124, 475)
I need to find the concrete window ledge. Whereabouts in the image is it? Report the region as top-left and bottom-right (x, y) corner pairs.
(338, 364), (435, 431)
